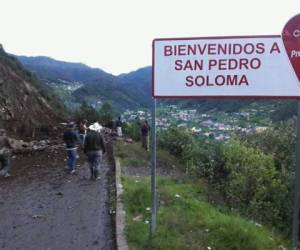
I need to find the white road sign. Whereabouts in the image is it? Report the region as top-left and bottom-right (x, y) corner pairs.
(152, 36), (300, 98)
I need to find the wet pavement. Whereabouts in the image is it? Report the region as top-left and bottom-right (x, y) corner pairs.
(0, 146), (115, 250)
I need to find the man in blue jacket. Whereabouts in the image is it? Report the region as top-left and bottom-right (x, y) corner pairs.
(63, 122), (79, 174)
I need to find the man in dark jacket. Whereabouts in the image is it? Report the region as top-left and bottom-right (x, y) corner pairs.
(63, 122), (79, 174)
(84, 128), (106, 180)
(141, 120), (150, 151)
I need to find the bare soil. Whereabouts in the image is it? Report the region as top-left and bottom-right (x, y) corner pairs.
(0, 143), (115, 250)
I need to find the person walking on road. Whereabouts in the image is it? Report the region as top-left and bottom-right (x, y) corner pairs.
(141, 120), (150, 151)
(0, 129), (13, 178)
(84, 127), (106, 180)
(63, 122), (79, 174)
(115, 117), (123, 137)
(78, 119), (88, 145)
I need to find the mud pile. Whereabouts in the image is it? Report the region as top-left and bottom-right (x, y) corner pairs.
(0, 45), (62, 138)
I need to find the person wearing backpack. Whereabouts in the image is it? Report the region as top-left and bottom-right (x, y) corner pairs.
(63, 122), (79, 174)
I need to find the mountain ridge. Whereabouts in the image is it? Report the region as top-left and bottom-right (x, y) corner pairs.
(16, 55), (152, 110)
(14, 54), (297, 120)
(16, 55), (113, 82)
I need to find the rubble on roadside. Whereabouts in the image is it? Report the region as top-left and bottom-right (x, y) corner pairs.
(9, 138), (53, 154)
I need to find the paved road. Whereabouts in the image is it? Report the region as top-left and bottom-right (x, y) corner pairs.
(0, 146), (115, 250)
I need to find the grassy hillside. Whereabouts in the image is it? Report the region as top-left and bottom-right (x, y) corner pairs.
(123, 177), (287, 250)
(115, 141), (289, 250)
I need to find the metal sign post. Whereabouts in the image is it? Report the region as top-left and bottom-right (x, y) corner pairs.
(292, 100), (300, 250)
(150, 98), (157, 238)
(151, 14), (300, 248)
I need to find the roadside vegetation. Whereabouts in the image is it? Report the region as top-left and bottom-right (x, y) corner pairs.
(156, 119), (296, 236)
(115, 140), (289, 249)
(73, 101), (115, 126)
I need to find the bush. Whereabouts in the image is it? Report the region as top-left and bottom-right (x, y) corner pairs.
(155, 121), (295, 234)
(240, 120), (296, 233)
(74, 102), (100, 123)
(242, 119), (296, 177)
(123, 119), (142, 141)
(158, 127), (195, 172)
(222, 140), (283, 225)
(99, 101), (113, 127)
(192, 139), (224, 181)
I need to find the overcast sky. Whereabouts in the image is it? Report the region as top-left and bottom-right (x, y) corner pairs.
(0, 0), (299, 75)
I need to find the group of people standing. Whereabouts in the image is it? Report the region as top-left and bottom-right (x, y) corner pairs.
(0, 117), (151, 179)
(63, 120), (106, 180)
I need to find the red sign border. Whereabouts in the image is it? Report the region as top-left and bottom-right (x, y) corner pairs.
(152, 35), (300, 99)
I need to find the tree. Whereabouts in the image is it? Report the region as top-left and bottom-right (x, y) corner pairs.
(222, 140), (284, 226)
(158, 126), (195, 173)
(99, 101), (113, 128)
(242, 119), (296, 177)
(75, 101), (99, 123)
(123, 118), (142, 141)
(240, 119), (296, 232)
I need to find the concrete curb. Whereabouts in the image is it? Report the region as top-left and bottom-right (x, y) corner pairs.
(115, 157), (129, 250)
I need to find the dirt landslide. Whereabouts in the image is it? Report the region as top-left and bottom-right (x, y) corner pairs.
(0, 141), (115, 250)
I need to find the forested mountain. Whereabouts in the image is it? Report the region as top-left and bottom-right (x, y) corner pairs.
(118, 66), (152, 107)
(16, 55), (152, 110)
(15, 55), (297, 120)
(70, 67), (153, 110)
(72, 76), (144, 111)
(16, 55), (109, 82)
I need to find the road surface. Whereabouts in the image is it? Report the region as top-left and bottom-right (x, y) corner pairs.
(0, 144), (115, 250)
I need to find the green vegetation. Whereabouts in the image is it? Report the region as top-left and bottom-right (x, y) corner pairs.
(121, 117), (295, 238)
(122, 176), (287, 250)
(222, 141), (284, 225)
(123, 119), (142, 142)
(241, 120), (296, 232)
(156, 124), (295, 236)
(116, 140), (289, 249)
(74, 101), (114, 126)
(115, 140), (181, 170)
(99, 102), (114, 126)
(115, 140), (149, 167)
